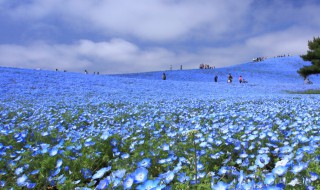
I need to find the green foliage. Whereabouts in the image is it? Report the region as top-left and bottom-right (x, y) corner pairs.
(287, 89), (320, 94)
(298, 37), (320, 78)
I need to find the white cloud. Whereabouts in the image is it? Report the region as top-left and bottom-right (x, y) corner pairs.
(5, 0), (254, 41)
(1, 1), (320, 74)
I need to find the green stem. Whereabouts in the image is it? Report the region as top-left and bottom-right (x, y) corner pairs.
(193, 134), (198, 185)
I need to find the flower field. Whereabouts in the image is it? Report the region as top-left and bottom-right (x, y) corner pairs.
(0, 56), (320, 189)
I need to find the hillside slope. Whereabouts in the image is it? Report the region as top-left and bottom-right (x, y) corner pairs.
(1, 56), (319, 105)
(116, 56), (319, 85)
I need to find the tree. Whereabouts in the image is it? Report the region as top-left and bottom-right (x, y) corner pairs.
(298, 37), (320, 78)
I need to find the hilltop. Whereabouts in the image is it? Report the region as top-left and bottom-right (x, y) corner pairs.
(115, 56), (319, 84)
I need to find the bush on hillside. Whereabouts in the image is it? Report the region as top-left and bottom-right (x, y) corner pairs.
(298, 37), (320, 78)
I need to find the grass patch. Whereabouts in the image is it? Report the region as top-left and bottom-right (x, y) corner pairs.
(287, 89), (320, 94)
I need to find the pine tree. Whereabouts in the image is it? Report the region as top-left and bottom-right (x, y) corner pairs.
(298, 37), (320, 78)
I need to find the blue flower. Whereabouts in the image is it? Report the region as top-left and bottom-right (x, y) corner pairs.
(211, 181), (228, 190)
(26, 182), (36, 189)
(272, 166), (288, 176)
(255, 154), (270, 168)
(49, 147), (58, 156)
(279, 145), (293, 154)
(112, 169), (126, 179)
(137, 158), (151, 168)
(291, 162), (308, 175)
(0, 180), (5, 187)
(121, 153), (130, 159)
(136, 179), (160, 190)
(56, 159), (63, 168)
(162, 171), (175, 184)
(81, 168), (92, 179)
(177, 172), (189, 183)
(162, 143), (170, 151)
(17, 174), (28, 187)
(218, 166), (228, 176)
(133, 167), (148, 184)
(14, 167), (24, 176)
(123, 175), (134, 189)
(309, 172), (319, 181)
(264, 173), (275, 185)
(92, 167), (111, 180)
(96, 177), (110, 190)
(30, 170), (40, 175)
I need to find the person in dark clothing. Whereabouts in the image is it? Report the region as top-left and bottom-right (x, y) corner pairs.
(239, 76), (243, 83)
(214, 75), (218, 82)
(228, 73), (233, 83)
(162, 73), (166, 80)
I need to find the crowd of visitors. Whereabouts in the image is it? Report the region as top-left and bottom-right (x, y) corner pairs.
(253, 54), (292, 62)
(199, 63), (214, 69)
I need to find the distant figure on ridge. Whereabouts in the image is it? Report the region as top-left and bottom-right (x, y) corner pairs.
(227, 73), (233, 83)
(304, 77), (312, 84)
(162, 73), (166, 80)
(239, 76), (243, 83)
(214, 75), (218, 82)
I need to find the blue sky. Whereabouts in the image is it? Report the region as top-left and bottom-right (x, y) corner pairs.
(0, 0), (319, 74)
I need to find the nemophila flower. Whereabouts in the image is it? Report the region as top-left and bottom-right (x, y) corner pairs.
(110, 139), (118, 146)
(275, 158), (290, 167)
(177, 172), (189, 183)
(133, 167), (148, 184)
(161, 171), (175, 184)
(121, 153), (130, 159)
(309, 172), (319, 181)
(162, 143), (170, 151)
(272, 166), (288, 176)
(218, 166), (228, 175)
(49, 147), (59, 156)
(26, 182), (36, 189)
(17, 174), (28, 187)
(137, 158), (151, 168)
(112, 169), (126, 179)
(210, 152), (221, 159)
(96, 177), (110, 190)
(81, 168), (92, 179)
(123, 175), (134, 189)
(255, 154), (270, 168)
(211, 181), (228, 190)
(15, 167), (24, 175)
(279, 145), (293, 154)
(56, 159), (63, 168)
(291, 162), (308, 174)
(51, 168), (61, 177)
(239, 152), (248, 158)
(57, 174), (66, 184)
(92, 167), (111, 180)
(306, 185), (315, 190)
(30, 169), (39, 175)
(0, 180), (5, 187)
(136, 179), (160, 190)
(288, 178), (300, 186)
(264, 173), (275, 185)
(295, 152), (304, 162)
(100, 131), (110, 140)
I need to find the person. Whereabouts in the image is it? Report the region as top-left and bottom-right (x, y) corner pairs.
(304, 77), (312, 84)
(162, 73), (166, 80)
(228, 73), (233, 83)
(239, 76), (243, 83)
(214, 75), (218, 82)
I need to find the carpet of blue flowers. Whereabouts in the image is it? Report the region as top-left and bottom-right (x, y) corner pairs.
(0, 56), (320, 189)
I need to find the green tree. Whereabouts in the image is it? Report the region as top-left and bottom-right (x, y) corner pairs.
(298, 37), (320, 78)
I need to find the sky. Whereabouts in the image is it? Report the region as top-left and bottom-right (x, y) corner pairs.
(0, 0), (319, 74)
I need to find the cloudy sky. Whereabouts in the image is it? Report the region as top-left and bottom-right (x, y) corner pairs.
(0, 0), (319, 74)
